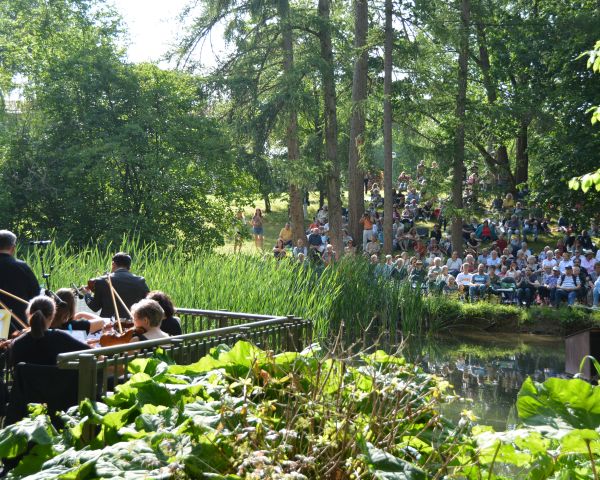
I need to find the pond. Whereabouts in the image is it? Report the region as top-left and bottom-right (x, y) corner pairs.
(402, 331), (566, 431)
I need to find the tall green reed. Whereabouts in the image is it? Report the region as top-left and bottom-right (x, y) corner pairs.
(20, 240), (432, 340)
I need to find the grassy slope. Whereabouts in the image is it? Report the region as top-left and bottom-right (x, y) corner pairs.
(219, 192), (563, 256)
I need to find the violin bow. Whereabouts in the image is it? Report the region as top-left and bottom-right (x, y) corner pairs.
(106, 274), (123, 334)
(111, 288), (132, 320)
(0, 297), (28, 331)
(0, 288), (28, 305)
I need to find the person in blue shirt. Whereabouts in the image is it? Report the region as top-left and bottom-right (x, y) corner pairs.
(469, 264), (490, 301)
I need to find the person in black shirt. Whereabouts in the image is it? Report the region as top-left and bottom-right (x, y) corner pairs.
(0, 230), (40, 331)
(52, 288), (104, 335)
(84, 252), (149, 318)
(10, 296), (90, 366)
(147, 290), (182, 336)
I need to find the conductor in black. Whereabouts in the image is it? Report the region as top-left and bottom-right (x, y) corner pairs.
(84, 252), (149, 318)
(0, 230), (40, 329)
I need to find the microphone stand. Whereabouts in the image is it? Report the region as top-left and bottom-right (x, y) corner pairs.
(31, 240), (53, 291)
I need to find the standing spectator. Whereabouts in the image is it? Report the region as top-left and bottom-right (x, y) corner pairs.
(251, 208), (265, 250)
(359, 212), (374, 250)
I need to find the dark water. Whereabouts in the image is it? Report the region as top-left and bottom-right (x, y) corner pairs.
(402, 332), (566, 430)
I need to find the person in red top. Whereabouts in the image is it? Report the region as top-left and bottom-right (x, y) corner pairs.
(496, 233), (507, 253)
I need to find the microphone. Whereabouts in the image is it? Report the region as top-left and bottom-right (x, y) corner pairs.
(30, 240), (52, 245)
(45, 289), (67, 308)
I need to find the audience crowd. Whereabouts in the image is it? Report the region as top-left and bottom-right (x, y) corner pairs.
(270, 163), (600, 309)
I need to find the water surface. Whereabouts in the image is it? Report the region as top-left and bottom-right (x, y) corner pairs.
(403, 332), (565, 430)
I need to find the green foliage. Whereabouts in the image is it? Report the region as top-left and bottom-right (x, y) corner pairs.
(5, 341), (600, 479)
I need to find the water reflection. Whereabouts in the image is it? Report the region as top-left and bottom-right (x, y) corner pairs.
(402, 332), (565, 430)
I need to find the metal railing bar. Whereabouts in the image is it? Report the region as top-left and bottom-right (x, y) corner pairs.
(57, 315), (291, 364)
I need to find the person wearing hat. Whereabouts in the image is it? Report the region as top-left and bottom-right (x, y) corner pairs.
(84, 252), (149, 318)
(582, 249), (597, 272)
(555, 264), (580, 307)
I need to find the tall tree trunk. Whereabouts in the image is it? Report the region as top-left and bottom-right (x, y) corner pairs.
(382, 0), (393, 254)
(278, 0), (304, 243)
(263, 192), (271, 213)
(348, 0), (368, 247)
(452, 0), (470, 257)
(515, 119), (529, 186)
(318, 0), (343, 258)
(475, 21), (515, 193)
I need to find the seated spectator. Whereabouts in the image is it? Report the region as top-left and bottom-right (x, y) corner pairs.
(430, 224), (442, 243)
(505, 215), (520, 241)
(503, 192), (515, 211)
(486, 250), (502, 269)
(393, 222), (405, 250)
(342, 229), (354, 247)
(477, 248), (490, 265)
(539, 266), (559, 305)
(466, 232), (481, 253)
(456, 263), (473, 295)
(279, 222), (293, 247)
(446, 251), (463, 277)
(573, 265), (588, 303)
(409, 260), (427, 285)
(591, 263), (600, 308)
(344, 239), (357, 256)
(444, 275), (459, 294)
(475, 219), (497, 241)
(496, 233), (508, 253)
(365, 235), (381, 256)
(317, 205), (328, 224)
(469, 264), (490, 302)
(307, 228), (324, 252)
(509, 235), (522, 256)
(578, 230), (594, 250)
(321, 244), (336, 266)
(517, 242), (532, 258)
(293, 238), (308, 258)
(582, 250), (597, 272)
(273, 238), (287, 259)
(522, 218), (538, 242)
(492, 196), (503, 212)
(513, 202), (525, 219)
(558, 251), (573, 274)
(555, 265), (580, 306)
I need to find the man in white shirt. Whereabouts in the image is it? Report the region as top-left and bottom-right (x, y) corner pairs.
(555, 265), (580, 306)
(558, 252), (573, 274)
(582, 250), (597, 272)
(446, 251), (463, 276)
(542, 250), (557, 270)
(455, 263), (473, 296)
(486, 250), (502, 269)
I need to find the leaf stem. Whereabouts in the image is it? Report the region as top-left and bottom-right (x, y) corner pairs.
(488, 441), (501, 480)
(586, 439), (598, 480)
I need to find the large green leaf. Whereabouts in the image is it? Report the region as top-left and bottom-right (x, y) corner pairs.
(517, 377), (600, 432)
(0, 415), (56, 459)
(364, 443), (427, 480)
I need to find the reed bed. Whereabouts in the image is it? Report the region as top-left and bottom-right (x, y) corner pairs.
(21, 240), (422, 340)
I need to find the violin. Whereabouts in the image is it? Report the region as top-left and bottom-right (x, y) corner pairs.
(0, 328), (29, 351)
(99, 325), (146, 347)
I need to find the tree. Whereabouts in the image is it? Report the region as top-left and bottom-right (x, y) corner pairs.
(318, 0), (343, 257)
(348, 0), (369, 247)
(382, 0), (393, 254)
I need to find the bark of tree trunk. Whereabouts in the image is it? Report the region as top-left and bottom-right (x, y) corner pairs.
(318, 0), (343, 258)
(348, 0), (368, 247)
(278, 0), (305, 244)
(515, 119), (529, 186)
(452, 0), (470, 257)
(263, 193), (271, 213)
(382, 0), (393, 254)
